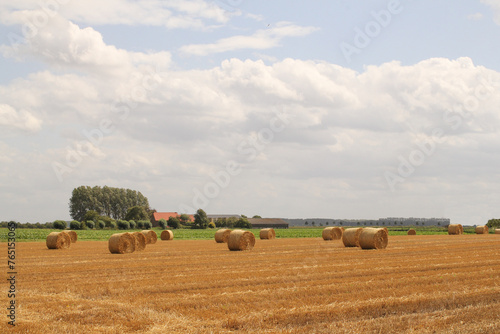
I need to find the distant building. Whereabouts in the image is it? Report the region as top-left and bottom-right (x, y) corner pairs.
(248, 218), (289, 229)
(152, 212), (194, 227)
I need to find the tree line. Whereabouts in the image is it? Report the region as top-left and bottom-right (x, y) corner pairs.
(69, 186), (151, 221)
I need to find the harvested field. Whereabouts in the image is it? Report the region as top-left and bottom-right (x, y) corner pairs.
(1, 235), (500, 333)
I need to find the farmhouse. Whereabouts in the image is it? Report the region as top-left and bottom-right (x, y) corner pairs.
(248, 218), (289, 229)
(152, 212), (194, 227)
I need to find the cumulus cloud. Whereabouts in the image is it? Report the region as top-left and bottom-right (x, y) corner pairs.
(180, 21), (319, 55)
(0, 0), (234, 29)
(0, 10), (171, 75)
(0, 104), (42, 132)
(481, 0), (500, 24)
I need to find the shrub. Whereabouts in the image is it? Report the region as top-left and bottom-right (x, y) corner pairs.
(129, 220), (136, 229)
(158, 218), (167, 229)
(108, 221), (117, 229)
(234, 217), (251, 229)
(117, 220), (130, 230)
(167, 217), (180, 229)
(137, 221), (144, 229)
(70, 221), (81, 230)
(86, 220), (95, 229)
(142, 221), (152, 229)
(208, 222), (216, 229)
(97, 220), (105, 229)
(53, 220), (67, 229)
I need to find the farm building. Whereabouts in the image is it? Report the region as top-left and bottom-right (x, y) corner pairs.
(152, 212), (194, 227)
(248, 218), (289, 229)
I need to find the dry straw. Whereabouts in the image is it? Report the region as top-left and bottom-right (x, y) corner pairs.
(161, 230), (174, 241)
(322, 227), (343, 240)
(214, 229), (231, 243)
(66, 230), (78, 243)
(259, 228), (276, 240)
(141, 230), (158, 244)
(407, 229), (416, 235)
(132, 231), (147, 251)
(228, 230), (256, 251)
(496, 229), (500, 234)
(359, 228), (388, 250)
(46, 231), (71, 249)
(108, 233), (136, 254)
(448, 224), (463, 235)
(342, 228), (363, 247)
(475, 225), (489, 234)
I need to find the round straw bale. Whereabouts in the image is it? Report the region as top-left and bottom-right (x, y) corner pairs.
(46, 231), (71, 249)
(214, 229), (231, 243)
(259, 228), (276, 240)
(359, 228), (388, 250)
(132, 231), (147, 251)
(322, 227), (343, 240)
(228, 230), (255, 251)
(108, 233), (135, 254)
(141, 230), (158, 244)
(66, 230), (78, 243)
(342, 228), (363, 247)
(496, 229), (500, 234)
(475, 225), (489, 234)
(407, 229), (416, 235)
(161, 230), (174, 240)
(448, 224), (463, 235)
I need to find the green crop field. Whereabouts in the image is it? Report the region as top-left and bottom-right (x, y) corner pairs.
(0, 225), (480, 242)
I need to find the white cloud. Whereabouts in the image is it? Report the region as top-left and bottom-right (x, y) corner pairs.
(0, 0), (234, 29)
(0, 104), (42, 132)
(467, 12), (483, 20)
(180, 21), (319, 55)
(0, 10), (171, 75)
(481, 0), (500, 24)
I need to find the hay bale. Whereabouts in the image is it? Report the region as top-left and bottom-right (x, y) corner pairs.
(359, 228), (388, 250)
(448, 224), (463, 235)
(342, 228), (363, 247)
(66, 230), (78, 243)
(161, 230), (174, 241)
(108, 233), (135, 254)
(214, 229), (231, 243)
(496, 229), (500, 234)
(259, 228), (276, 240)
(228, 230), (255, 251)
(475, 225), (489, 234)
(46, 231), (71, 249)
(141, 230), (158, 244)
(322, 227), (343, 240)
(407, 229), (416, 235)
(132, 231), (147, 251)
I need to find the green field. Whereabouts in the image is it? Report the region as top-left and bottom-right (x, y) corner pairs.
(0, 225), (480, 242)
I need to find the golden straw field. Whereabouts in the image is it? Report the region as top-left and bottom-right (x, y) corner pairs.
(2, 234), (500, 333)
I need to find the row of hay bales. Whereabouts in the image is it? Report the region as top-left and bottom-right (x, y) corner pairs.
(448, 224), (494, 235)
(46, 231), (77, 249)
(108, 230), (157, 254)
(214, 228), (276, 251)
(322, 227), (389, 250)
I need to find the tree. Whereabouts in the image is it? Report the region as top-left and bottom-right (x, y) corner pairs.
(69, 185), (150, 221)
(234, 217), (251, 229)
(83, 210), (100, 223)
(69, 221), (81, 230)
(125, 206), (149, 221)
(179, 213), (191, 225)
(252, 215), (262, 218)
(158, 218), (167, 229)
(117, 220), (130, 230)
(167, 217), (180, 229)
(193, 209), (209, 229)
(53, 220), (67, 229)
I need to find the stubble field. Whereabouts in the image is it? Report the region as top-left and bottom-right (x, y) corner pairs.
(2, 234), (500, 333)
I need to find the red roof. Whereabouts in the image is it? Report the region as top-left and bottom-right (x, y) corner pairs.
(153, 212), (194, 222)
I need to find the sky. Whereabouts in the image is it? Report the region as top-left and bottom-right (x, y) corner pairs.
(1, 0), (500, 225)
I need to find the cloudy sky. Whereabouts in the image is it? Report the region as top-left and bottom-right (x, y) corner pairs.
(1, 0), (500, 225)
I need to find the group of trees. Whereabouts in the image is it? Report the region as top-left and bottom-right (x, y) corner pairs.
(487, 219), (500, 228)
(212, 215), (251, 229)
(69, 186), (152, 221)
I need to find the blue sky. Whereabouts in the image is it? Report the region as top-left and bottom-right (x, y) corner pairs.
(1, 0), (500, 224)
